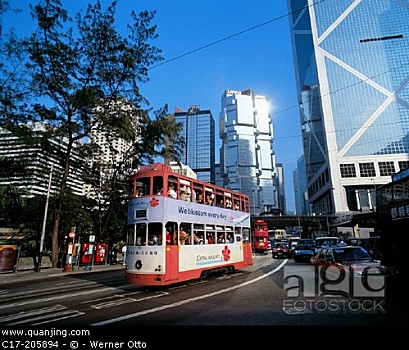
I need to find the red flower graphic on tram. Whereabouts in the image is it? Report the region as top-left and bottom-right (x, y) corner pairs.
(222, 246), (231, 262)
(149, 198), (160, 207)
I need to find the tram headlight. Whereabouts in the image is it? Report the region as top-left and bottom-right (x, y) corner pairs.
(135, 260), (143, 270)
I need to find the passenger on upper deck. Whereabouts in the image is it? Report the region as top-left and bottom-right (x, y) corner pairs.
(155, 186), (163, 195)
(167, 183), (177, 199)
(180, 185), (191, 201)
(197, 193), (204, 204)
(206, 194), (214, 206)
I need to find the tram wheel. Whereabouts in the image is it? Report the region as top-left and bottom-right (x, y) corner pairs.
(201, 270), (209, 279)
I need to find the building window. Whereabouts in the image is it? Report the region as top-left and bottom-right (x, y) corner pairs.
(378, 161), (395, 176)
(359, 162), (376, 177)
(340, 164), (356, 178)
(398, 161), (409, 171)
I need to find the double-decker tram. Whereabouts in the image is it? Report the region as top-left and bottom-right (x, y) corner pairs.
(125, 163), (253, 286)
(251, 219), (270, 253)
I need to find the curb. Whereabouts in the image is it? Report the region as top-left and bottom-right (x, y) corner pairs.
(0, 264), (125, 286)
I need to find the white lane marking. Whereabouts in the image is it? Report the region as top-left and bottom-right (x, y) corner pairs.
(0, 304), (84, 326)
(92, 260), (288, 325)
(0, 304), (66, 323)
(0, 285), (130, 309)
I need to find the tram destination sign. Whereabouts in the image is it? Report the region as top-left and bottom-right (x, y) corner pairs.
(135, 209), (147, 219)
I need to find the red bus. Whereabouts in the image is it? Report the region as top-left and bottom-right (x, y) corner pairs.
(125, 162), (253, 286)
(252, 219), (270, 253)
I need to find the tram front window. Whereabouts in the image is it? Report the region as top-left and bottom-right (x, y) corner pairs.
(148, 222), (163, 245)
(135, 223), (147, 246)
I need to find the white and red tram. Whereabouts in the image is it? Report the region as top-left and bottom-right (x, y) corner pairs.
(125, 163), (253, 286)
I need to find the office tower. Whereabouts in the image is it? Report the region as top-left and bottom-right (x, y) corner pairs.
(287, 0), (409, 214)
(219, 89), (277, 214)
(293, 155), (309, 215)
(275, 163), (287, 214)
(173, 106), (215, 184)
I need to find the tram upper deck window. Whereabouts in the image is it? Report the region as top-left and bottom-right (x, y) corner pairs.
(191, 185), (201, 204)
(153, 176), (163, 195)
(216, 190), (224, 208)
(179, 179), (192, 201)
(167, 176), (178, 199)
(136, 178), (150, 197)
(129, 180), (135, 198)
(205, 187), (215, 206)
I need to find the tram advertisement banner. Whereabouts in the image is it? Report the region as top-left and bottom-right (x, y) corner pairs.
(0, 244), (18, 271)
(128, 196), (250, 226)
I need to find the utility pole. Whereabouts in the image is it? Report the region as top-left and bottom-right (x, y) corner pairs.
(37, 165), (53, 272)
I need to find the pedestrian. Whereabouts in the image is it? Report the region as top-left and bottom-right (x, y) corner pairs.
(110, 246), (118, 265)
(122, 245), (127, 265)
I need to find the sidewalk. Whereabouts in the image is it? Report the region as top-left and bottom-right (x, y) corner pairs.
(0, 263), (125, 286)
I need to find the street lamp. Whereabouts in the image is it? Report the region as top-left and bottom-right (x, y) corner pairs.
(37, 164), (53, 272)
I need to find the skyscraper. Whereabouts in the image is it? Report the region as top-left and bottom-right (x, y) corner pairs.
(173, 106), (215, 184)
(219, 89), (278, 214)
(275, 163), (287, 214)
(287, 0), (409, 215)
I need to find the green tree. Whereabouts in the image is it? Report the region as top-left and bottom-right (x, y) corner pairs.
(1, 0), (183, 267)
(0, 157), (29, 227)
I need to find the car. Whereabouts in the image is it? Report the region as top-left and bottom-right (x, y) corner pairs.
(309, 245), (398, 299)
(345, 237), (382, 260)
(290, 238), (315, 256)
(299, 238), (315, 245)
(313, 236), (341, 253)
(292, 243), (315, 262)
(310, 245), (397, 278)
(288, 237), (301, 254)
(271, 241), (291, 259)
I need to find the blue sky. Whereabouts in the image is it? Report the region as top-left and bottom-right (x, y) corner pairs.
(3, 1), (303, 213)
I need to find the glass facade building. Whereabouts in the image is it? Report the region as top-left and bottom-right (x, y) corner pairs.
(219, 89), (278, 214)
(174, 107), (215, 184)
(287, 0), (409, 214)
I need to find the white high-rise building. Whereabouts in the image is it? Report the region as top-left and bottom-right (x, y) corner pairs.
(219, 89), (278, 214)
(85, 100), (140, 199)
(0, 122), (84, 197)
